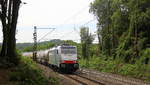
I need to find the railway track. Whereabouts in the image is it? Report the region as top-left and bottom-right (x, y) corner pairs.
(65, 74), (88, 85)
(40, 63), (105, 85)
(39, 63), (150, 85)
(79, 68), (150, 85)
(63, 73), (105, 85)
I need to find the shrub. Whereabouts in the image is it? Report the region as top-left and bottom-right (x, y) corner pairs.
(79, 56), (150, 82)
(9, 56), (59, 85)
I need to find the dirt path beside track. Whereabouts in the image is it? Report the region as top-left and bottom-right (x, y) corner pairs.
(38, 64), (80, 85)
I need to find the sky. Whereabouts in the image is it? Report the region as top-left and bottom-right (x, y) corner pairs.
(0, 0), (98, 43)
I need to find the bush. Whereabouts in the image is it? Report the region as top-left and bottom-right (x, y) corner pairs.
(79, 56), (150, 82)
(9, 56), (59, 85)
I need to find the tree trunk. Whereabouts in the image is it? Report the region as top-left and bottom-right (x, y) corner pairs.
(7, 0), (21, 65)
(0, 35), (7, 56)
(0, 0), (7, 57)
(0, 24), (7, 57)
(97, 32), (102, 52)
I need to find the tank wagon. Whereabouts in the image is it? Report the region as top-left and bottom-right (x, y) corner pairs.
(23, 44), (79, 73)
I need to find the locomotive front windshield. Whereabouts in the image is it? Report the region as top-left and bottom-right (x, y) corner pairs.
(61, 47), (77, 54)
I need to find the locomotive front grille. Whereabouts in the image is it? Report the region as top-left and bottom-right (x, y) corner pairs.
(60, 63), (79, 72)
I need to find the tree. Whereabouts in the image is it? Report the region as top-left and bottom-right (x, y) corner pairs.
(0, 0), (21, 66)
(90, 0), (150, 63)
(90, 0), (113, 56)
(80, 27), (95, 59)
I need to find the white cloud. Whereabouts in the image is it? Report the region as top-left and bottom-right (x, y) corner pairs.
(18, 0), (94, 27)
(1, 0), (96, 43)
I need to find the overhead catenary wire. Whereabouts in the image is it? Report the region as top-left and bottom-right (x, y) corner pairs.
(58, 5), (90, 28)
(59, 30), (75, 39)
(74, 18), (96, 34)
(35, 4), (90, 42)
(38, 28), (55, 42)
(81, 19), (96, 27)
(51, 4), (91, 40)
(56, 18), (97, 42)
(36, 1), (96, 43)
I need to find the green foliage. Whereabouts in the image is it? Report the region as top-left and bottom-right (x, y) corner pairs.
(80, 27), (95, 59)
(16, 43), (33, 50)
(139, 48), (150, 64)
(119, 63), (150, 81)
(49, 77), (59, 85)
(119, 64), (137, 76)
(9, 56), (59, 85)
(90, 44), (99, 57)
(22, 42), (55, 52)
(0, 50), (22, 68)
(79, 57), (150, 82)
(90, 0), (114, 56)
(90, 0), (150, 62)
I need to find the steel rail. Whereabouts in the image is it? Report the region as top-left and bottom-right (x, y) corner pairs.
(65, 74), (88, 85)
(80, 68), (150, 85)
(74, 73), (106, 85)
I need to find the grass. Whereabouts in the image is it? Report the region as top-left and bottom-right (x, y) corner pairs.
(9, 56), (59, 85)
(79, 56), (150, 82)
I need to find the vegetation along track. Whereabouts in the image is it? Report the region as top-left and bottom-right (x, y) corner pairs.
(78, 68), (150, 85)
(39, 63), (150, 85)
(39, 63), (104, 85)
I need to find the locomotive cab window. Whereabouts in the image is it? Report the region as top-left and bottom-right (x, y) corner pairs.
(56, 50), (58, 54)
(61, 46), (77, 54)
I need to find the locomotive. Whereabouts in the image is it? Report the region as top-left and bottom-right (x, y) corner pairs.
(23, 44), (79, 73)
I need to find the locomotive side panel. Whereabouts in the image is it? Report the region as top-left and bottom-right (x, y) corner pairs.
(55, 49), (61, 67)
(48, 49), (56, 66)
(48, 48), (61, 67)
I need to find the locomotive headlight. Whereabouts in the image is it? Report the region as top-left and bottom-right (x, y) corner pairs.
(74, 64), (79, 68)
(61, 64), (65, 68)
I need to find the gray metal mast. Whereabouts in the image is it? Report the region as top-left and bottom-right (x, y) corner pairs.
(33, 26), (55, 61)
(33, 26), (37, 61)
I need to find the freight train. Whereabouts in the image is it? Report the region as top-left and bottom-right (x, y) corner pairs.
(23, 44), (79, 73)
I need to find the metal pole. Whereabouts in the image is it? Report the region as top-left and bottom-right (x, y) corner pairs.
(32, 26), (55, 61)
(33, 26), (37, 61)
